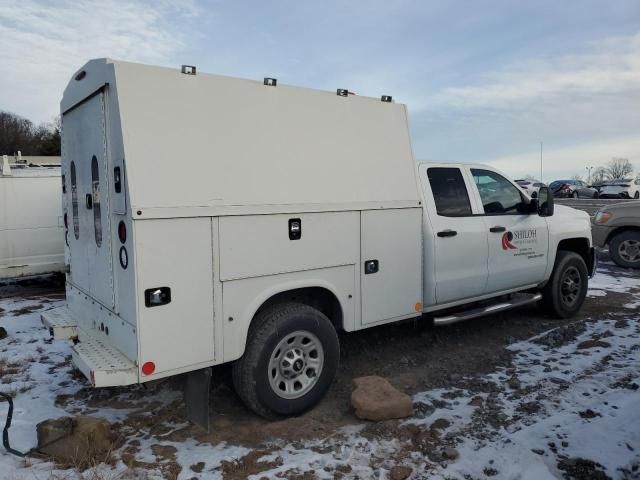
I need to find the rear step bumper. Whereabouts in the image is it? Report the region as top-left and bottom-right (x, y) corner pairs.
(41, 307), (138, 387)
(433, 292), (542, 326)
(41, 306), (79, 340)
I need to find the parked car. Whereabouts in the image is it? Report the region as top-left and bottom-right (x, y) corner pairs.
(598, 179), (640, 199)
(592, 202), (640, 268)
(549, 179), (598, 198)
(515, 179), (545, 198)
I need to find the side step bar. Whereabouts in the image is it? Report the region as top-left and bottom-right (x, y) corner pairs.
(433, 292), (542, 326)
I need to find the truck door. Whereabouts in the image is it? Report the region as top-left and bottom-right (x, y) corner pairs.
(468, 168), (549, 292)
(419, 166), (488, 304)
(62, 91), (115, 308)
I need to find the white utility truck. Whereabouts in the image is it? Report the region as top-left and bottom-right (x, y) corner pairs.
(1, 157), (64, 279)
(43, 59), (595, 426)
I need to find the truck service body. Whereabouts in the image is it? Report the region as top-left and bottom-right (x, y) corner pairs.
(43, 59), (596, 421)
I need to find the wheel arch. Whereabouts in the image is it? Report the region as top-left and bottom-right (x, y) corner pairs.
(223, 276), (348, 363)
(606, 226), (640, 246)
(543, 237), (593, 287)
(556, 237), (591, 266)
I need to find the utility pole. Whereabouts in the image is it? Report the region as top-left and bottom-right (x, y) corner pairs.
(539, 142), (543, 182)
(585, 166), (594, 185)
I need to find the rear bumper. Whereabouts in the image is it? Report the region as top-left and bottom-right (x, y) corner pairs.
(553, 190), (572, 198)
(599, 192), (630, 199)
(42, 307), (138, 387)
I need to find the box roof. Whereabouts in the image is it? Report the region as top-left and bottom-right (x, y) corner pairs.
(62, 59), (420, 217)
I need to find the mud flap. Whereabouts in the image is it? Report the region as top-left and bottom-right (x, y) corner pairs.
(184, 367), (211, 431)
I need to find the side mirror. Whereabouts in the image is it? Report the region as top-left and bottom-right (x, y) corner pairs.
(538, 186), (554, 217)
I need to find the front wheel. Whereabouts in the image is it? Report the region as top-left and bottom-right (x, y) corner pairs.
(541, 251), (588, 318)
(232, 302), (340, 419)
(609, 231), (640, 269)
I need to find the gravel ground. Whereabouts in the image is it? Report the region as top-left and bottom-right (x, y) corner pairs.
(0, 252), (638, 479)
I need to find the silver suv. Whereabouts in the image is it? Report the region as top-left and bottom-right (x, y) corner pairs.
(592, 202), (640, 268)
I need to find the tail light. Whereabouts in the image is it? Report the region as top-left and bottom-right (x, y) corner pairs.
(142, 362), (156, 376)
(561, 184), (570, 190)
(118, 221), (127, 243)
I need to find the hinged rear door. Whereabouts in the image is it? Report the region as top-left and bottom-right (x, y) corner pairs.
(63, 91), (115, 308)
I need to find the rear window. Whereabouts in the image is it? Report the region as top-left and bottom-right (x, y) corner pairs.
(427, 168), (472, 216)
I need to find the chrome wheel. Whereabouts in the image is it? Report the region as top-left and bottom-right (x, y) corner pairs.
(560, 266), (581, 306)
(268, 330), (324, 399)
(619, 239), (640, 263)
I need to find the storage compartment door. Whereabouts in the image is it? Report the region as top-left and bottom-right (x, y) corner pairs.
(361, 209), (423, 325)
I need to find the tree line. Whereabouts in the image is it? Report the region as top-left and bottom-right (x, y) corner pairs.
(571, 158), (636, 185)
(0, 111), (61, 157)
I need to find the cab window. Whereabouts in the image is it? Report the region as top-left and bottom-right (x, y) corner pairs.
(427, 167), (472, 216)
(471, 169), (525, 215)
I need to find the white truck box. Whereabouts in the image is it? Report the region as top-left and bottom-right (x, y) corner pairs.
(1, 163), (64, 279)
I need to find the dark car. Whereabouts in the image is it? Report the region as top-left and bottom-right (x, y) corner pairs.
(549, 179), (598, 199)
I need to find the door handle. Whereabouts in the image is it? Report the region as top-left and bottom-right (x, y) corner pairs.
(437, 230), (457, 237)
(490, 226), (506, 233)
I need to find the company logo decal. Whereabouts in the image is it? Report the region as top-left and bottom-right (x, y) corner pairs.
(502, 232), (517, 250)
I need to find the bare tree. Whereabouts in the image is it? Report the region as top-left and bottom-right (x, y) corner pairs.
(0, 111), (60, 156)
(606, 157), (634, 180)
(591, 167), (607, 184)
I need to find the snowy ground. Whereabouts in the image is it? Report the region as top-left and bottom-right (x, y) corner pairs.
(1, 261), (639, 480)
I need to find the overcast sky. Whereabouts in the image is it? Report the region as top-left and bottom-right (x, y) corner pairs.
(1, 0), (639, 180)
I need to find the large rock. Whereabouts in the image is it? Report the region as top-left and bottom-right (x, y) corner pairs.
(36, 416), (113, 467)
(351, 376), (413, 421)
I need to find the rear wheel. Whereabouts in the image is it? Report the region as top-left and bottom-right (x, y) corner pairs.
(232, 302), (339, 419)
(541, 251), (588, 318)
(572, 190), (579, 199)
(609, 231), (640, 269)
(634, 191), (639, 199)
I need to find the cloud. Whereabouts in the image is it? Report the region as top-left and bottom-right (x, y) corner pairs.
(0, 0), (199, 123)
(431, 32), (640, 110)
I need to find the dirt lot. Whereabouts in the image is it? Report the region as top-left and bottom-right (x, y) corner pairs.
(1, 253), (639, 479)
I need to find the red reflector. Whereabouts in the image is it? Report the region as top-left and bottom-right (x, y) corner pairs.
(142, 362), (155, 376)
(118, 221), (127, 243)
(75, 70), (87, 81)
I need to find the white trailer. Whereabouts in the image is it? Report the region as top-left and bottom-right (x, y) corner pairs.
(44, 59), (595, 426)
(1, 159), (64, 279)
